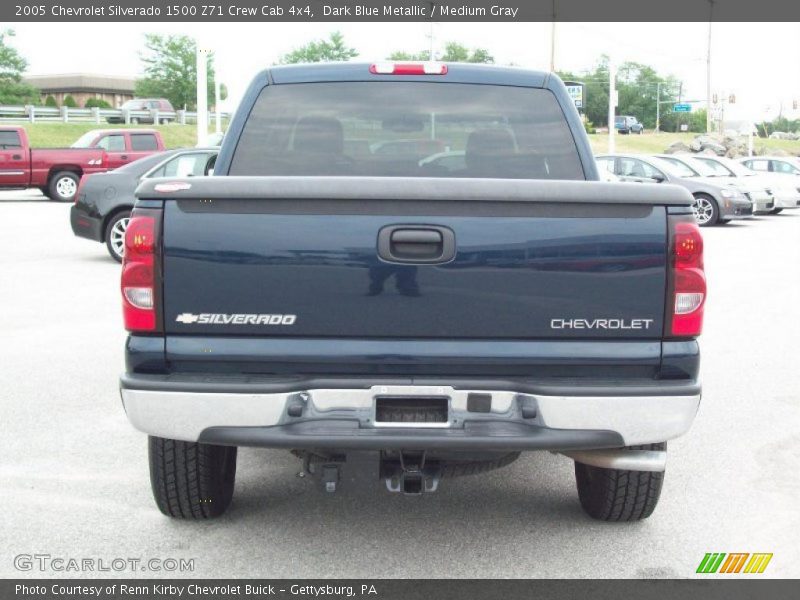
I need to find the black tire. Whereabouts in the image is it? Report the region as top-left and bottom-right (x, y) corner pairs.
(575, 442), (665, 521)
(692, 193), (720, 226)
(770, 207), (784, 214)
(148, 436), (237, 519)
(48, 170), (80, 202)
(440, 452), (520, 478)
(38, 187), (51, 199)
(104, 210), (131, 262)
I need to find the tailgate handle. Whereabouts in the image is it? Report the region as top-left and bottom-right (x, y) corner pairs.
(378, 225), (455, 264)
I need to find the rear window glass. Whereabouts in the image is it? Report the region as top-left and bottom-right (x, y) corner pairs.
(131, 134), (159, 151)
(0, 130), (22, 148)
(230, 82), (585, 180)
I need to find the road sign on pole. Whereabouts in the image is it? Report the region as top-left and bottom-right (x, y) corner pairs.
(564, 82), (585, 110)
(673, 103), (692, 113)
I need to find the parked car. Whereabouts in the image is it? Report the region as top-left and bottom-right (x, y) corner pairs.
(71, 128), (165, 169)
(71, 148), (217, 261)
(654, 154), (774, 214)
(106, 98), (175, 125)
(740, 155), (800, 176)
(204, 132), (225, 147)
(0, 125), (106, 201)
(738, 156), (800, 213)
(120, 63), (703, 522)
(596, 153), (752, 225)
(695, 155), (800, 214)
(595, 159), (621, 181)
(614, 115), (644, 135)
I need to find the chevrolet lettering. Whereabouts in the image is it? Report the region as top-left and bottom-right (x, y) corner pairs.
(550, 318), (655, 330)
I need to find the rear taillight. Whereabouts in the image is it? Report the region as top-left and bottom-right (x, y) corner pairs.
(74, 175), (86, 204)
(369, 62), (448, 75)
(667, 218), (706, 337)
(121, 208), (161, 332)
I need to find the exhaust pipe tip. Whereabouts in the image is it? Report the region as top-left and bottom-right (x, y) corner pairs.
(560, 449), (667, 472)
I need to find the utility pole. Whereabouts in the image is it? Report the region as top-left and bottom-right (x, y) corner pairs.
(196, 45), (209, 147)
(549, 0), (556, 71)
(706, 1), (714, 134)
(656, 81), (661, 133)
(214, 78), (221, 135)
(608, 56), (617, 153)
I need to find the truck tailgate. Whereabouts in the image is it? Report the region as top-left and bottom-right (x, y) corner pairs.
(154, 178), (681, 341)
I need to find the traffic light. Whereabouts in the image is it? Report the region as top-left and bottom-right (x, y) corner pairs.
(712, 93), (718, 104)
(794, 99), (798, 110)
(729, 94), (736, 104)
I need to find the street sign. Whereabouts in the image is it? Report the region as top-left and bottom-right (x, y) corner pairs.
(564, 82), (585, 109)
(673, 103), (692, 113)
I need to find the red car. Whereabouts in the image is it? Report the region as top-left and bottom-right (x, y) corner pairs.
(0, 126), (166, 201)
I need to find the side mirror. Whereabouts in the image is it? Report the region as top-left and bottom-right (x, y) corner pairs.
(651, 175), (665, 183)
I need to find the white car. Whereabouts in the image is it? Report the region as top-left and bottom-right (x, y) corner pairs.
(656, 154), (774, 214)
(736, 156), (800, 212)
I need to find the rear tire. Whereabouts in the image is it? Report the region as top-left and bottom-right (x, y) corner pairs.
(440, 452), (520, 478)
(48, 171), (80, 202)
(770, 207), (784, 214)
(575, 442), (665, 521)
(104, 210), (131, 262)
(148, 436), (237, 519)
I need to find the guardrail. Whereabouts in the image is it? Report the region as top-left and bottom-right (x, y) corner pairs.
(0, 105), (230, 125)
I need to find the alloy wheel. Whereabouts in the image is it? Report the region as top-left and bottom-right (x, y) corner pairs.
(692, 197), (714, 225)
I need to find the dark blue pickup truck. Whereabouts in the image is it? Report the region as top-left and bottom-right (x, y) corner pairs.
(118, 62), (705, 521)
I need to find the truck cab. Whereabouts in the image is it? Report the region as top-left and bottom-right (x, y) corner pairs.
(71, 129), (165, 169)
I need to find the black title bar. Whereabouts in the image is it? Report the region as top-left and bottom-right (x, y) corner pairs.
(6, 0), (800, 22)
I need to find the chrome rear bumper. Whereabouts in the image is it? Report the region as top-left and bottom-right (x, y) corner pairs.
(120, 378), (701, 451)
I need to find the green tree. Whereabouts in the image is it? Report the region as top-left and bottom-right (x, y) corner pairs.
(0, 29), (39, 105)
(135, 34), (218, 110)
(389, 42), (494, 64)
(279, 31), (358, 64)
(440, 42), (494, 63)
(44, 95), (58, 107)
(559, 56), (681, 129)
(62, 95), (77, 108)
(388, 50), (431, 61)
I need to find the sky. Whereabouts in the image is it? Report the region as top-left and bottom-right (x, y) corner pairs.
(9, 21), (800, 123)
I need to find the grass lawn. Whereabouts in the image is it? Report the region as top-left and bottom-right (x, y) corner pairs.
(588, 131), (800, 156)
(11, 122), (209, 149)
(10, 122), (800, 158)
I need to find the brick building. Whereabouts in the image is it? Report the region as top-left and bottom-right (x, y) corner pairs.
(23, 73), (136, 108)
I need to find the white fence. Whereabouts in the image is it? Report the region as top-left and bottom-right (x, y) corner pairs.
(0, 105), (230, 125)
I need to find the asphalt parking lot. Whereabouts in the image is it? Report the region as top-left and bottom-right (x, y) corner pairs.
(1, 190), (798, 579)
